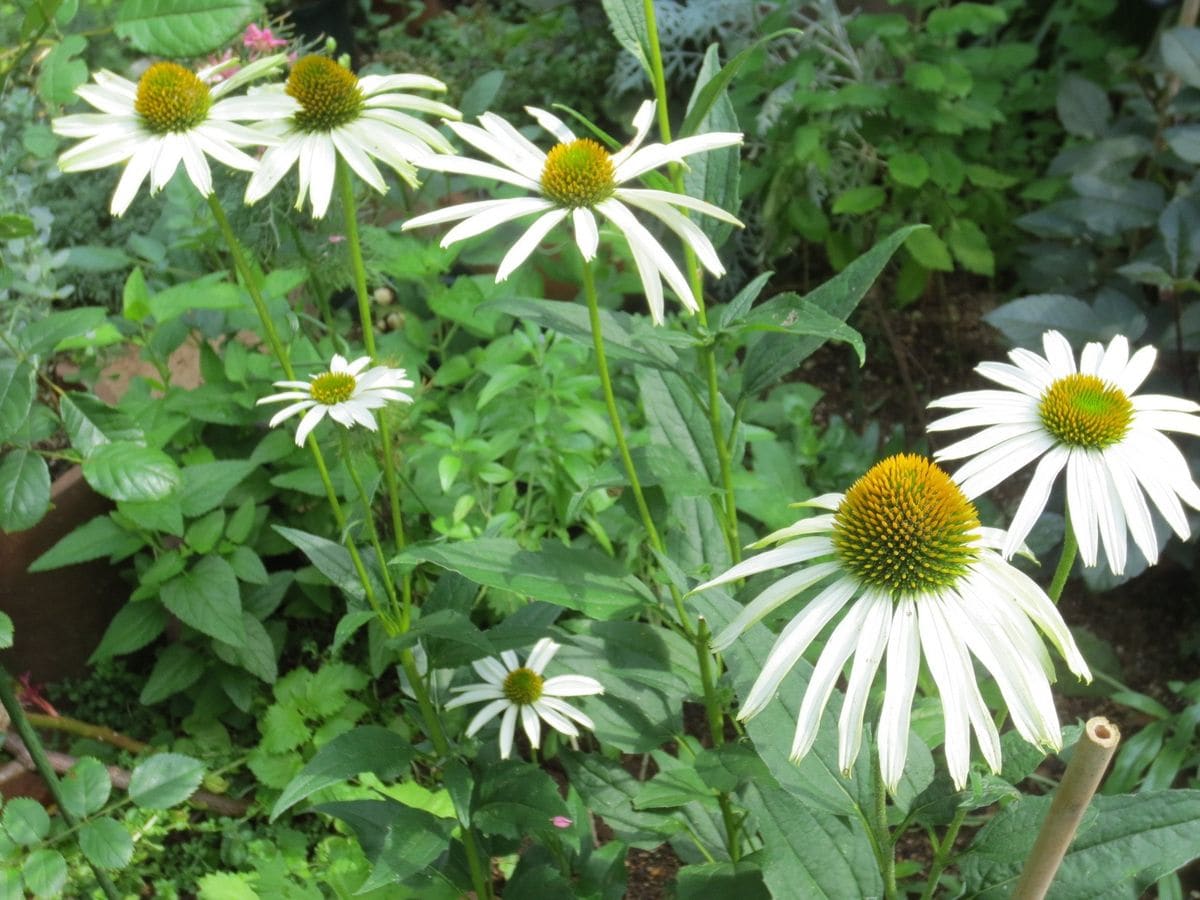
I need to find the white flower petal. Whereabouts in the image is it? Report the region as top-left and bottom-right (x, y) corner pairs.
(878, 598), (920, 793)
(496, 209), (568, 281)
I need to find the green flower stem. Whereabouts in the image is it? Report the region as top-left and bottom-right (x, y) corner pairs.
(207, 193), (391, 632)
(581, 257), (740, 861)
(641, 0), (741, 562)
(920, 806), (967, 900)
(335, 161), (411, 604)
(871, 759), (899, 900)
(0, 669), (121, 900)
(338, 431), (403, 624)
(1048, 524), (1078, 603)
(207, 194), (292, 378)
(459, 821), (494, 900)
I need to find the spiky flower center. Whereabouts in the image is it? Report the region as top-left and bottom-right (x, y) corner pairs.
(1038, 373), (1133, 449)
(832, 454), (980, 598)
(540, 139), (616, 208)
(309, 371), (357, 406)
(502, 667), (544, 705)
(135, 62), (212, 134)
(286, 55), (364, 132)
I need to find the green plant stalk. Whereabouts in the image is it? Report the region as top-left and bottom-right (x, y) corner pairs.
(336, 161), (411, 610)
(208, 193), (391, 631)
(581, 257), (740, 860)
(1047, 525), (1078, 603)
(0, 669), (121, 900)
(338, 430), (403, 626)
(641, 0), (741, 562)
(920, 806), (967, 900)
(871, 755), (899, 900)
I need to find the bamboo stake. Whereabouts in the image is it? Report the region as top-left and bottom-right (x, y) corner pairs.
(1012, 717), (1121, 900)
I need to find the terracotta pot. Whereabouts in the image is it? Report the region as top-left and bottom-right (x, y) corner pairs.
(0, 466), (125, 683)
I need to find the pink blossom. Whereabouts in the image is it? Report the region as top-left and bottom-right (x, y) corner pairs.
(244, 23), (288, 55)
(551, 816), (572, 829)
(328, 234), (347, 244)
(204, 48), (239, 82)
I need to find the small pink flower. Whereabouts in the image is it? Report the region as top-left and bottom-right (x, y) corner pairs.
(204, 48), (239, 82)
(328, 234), (346, 244)
(551, 816), (572, 829)
(244, 23), (288, 55)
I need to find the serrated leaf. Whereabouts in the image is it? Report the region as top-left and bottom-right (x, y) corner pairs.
(831, 185), (885, 215)
(684, 45), (740, 246)
(21, 849), (67, 898)
(28, 514), (144, 572)
(60, 393), (144, 455)
(905, 229), (953, 271)
(177, 459), (255, 517)
(313, 799), (453, 889)
(82, 441), (180, 503)
(0, 450), (50, 533)
(60, 758), (112, 818)
(2, 798), (49, 845)
(78, 818), (133, 870)
(1056, 74), (1110, 138)
(160, 555), (244, 646)
(140, 643), (206, 704)
(128, 753), (204, 809)
(1162, 27), (1200, 89)
(197, 873), (259, 900)
(271, 726), (414, 820)
(947, 219), (995, 277)
(37, 34), (87, 106)
(115, 0), (261, 58)
(601, 0), (649, 76)
(273, 525), (369, 602)
(0, 360), (35, 443)
(888, 152), (929, 188)
(394, 538), (653, 619)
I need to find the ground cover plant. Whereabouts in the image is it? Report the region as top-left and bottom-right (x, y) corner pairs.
(0, 0), (1199, 897)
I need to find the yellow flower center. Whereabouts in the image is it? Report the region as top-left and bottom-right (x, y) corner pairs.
(832, 454), (980, 598)
(540, 139), (616, 208)
(502, 667), (544, 705)
(286, 55), (364, 132)
(309, 371), (357, 406)
(135, 62), (212, 134)
(1038, 373), (1133, 449)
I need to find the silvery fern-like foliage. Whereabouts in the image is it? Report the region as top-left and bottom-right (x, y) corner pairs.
(609, 0), (767, 95)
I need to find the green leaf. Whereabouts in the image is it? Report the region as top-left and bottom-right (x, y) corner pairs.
(118, 495), (184, 536)
(63, 245), (131, 272)
(1162, 27), (1200, 89)
(0, 360), (35, 443)
(215, 613), (276, 683)
(197, 873), (258, 900)
(146, 272), (244, 321)
(313, 800), (452, 889)
(1165, 125), (1200, 163)
(261, 703), (310, 754)
(395, 538), (653, 619)
(925, 2), (1006, 37)
(684, 45), (740, 246)
(676, 862), (770, 900)
(680, 30), (797, 139)
(0, 612), (12, 649)
(0, 214), (34, 239)
(905, 229), (953, 271)
(36, 34), (87, 106)
(122, 267), (151, 322)
(21, 850), (67, 898)
(960, 789), (1200, 898)
(1056, 74), (1110, 138)
(185, 509), (225, 554)
(559, 751), (682, 847)
(273, 525), (369, 602)
(60, 393), (144, 455)
(115, 0), (262, 58)
(1160, 194), (1200, 279)
(474, 761), (570, 841)
(947, 219), (995, 277)
(140, 643), (206, 704)
(2, 798), (49, 845)
(128, 753), (204, 809)
(831, 185), (885, 215)
(888, 152), (929, 188)
(271, 726), (414, 820)
(601, 0), (649, 76)
(905, 61), (945, 91)
(161, 555), (245, 646)
(78, 818), (133, 870)
(633, 767), (714, 809)
(60, 758), (112, 818)
(178, 459), (255, 517)
(28, 514), (144, 572)
(742, 225), (923, 396)
(965, 164), (1019, 190)
(0, 451), (50, 533)
(82, 441), (180, 503)
(744, 782), (883, 897)
(735, 293), (866, 364)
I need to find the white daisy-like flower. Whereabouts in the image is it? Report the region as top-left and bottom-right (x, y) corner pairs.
(402, 100), (743, 324)
(256, 354), (414, 446)
(244, 54), (460, 218)
(929, 330), (1200, 575)
(443, 638), (604, 760)
(691, 454), (1091, 792)
(52, 55), (287, 216)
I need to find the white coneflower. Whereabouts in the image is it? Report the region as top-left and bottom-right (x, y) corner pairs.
(929, 330), (1200, 574)
(443, 638), (603, 759)
(402, 100), (742, 324)
(256, 354), (414, 446)
(53, 55), (286, 215)
(244, 55), (459, 217)
(692, 454), (1091, 791)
